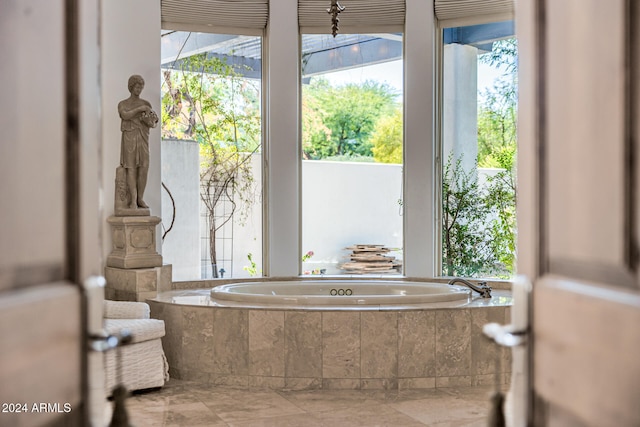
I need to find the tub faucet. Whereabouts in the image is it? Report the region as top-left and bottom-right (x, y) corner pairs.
(448, 278), (492, 298)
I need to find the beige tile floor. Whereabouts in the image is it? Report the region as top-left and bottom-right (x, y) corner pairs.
(106, 379), (509, 426)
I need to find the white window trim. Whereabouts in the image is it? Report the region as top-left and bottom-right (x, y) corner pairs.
(402, 0), (437, 277)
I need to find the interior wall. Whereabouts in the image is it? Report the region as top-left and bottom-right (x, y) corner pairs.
(266, 0), (301, 276)
(403, 0), (436, 277)
(101, 0), (162, 262)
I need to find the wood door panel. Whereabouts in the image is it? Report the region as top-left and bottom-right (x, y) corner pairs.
(534, 277), (640, 426)
(522, 0), (640, 425)
(544, 0), (635, 288)
(0, 1), (87, 425)
(0, 283), (82, 427)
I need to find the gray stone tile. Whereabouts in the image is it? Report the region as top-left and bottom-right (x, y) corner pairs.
(249, 310), (285, 377)
(470, 306), (505, 377)
(249, 375), (286, 390)
(213, 309), (249, 375)
(210, 374), (250, 388)
(360, 378), (398, 390)
(284, 377), (322, 390)
(284, 311), (322, 378)
(112, 376), (502, 427)
(388, 389), (490, 425)
(436, 309), (472, 377)
(436, 375), (473, 388)
(128, 401), (227, 427)
(227, 412), (325, 427)
(182, 306), (214, 374)
(276, 389), (384, 413)
(361, 311), (398, 379)
(153, 302), (183, 373)
(322, 378), (361, 389)
(399, 377), (436, 390)
(398, 311), (436, 377)
(198, 388), (305, 423)
(322, 312), (361, 378)
(307, 403), (426, 426)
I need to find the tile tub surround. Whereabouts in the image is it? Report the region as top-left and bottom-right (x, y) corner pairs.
(148, 289), (511, 390)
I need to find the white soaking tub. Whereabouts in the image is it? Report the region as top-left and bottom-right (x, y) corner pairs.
(210, 280), (472, 306)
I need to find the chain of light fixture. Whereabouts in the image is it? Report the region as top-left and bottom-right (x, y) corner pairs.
(326, 0), (345, 37)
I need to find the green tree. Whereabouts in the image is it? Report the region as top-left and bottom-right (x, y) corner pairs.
(162, 53), (261, 278)
(477, 38), (518, 170)
(302, 78), (398, 159)
(371, 109), (403, 164)
(443, 156), (495, 277)
(478, 38), (518, 75)
(472, 37), (518, 277)
(485, 170), (516, 275)
(477, 80), (517, 170)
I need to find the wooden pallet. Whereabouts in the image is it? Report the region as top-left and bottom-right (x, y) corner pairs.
(341, 244), (402, 273)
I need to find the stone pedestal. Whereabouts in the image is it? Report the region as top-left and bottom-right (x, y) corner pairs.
(105, 264), (172, 302)
(106, 215), (169, 301)
(106, 215), (162, 269)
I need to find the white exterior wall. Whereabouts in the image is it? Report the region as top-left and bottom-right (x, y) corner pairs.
(161, 139), (200, 280)
(164, 156), (434, 279)
(229, 155), (263, 278)
(165, 157), (406, 280)
(301, 161), (404, 275)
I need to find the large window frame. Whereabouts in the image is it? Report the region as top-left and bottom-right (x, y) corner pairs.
(299, 33), (405, 277)
(160, 29), (267, 280)
(161, 0), (439, 280)
(435, 18), (518, 280)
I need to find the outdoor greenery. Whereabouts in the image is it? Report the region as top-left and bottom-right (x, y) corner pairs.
(442, 156), (493, 277)
(371, 109), (403, 164)
(302, 78), (400, 160)
(243, 252), (260, 277)
(442, 155), (515, 278)
(162, 53), (261, 278)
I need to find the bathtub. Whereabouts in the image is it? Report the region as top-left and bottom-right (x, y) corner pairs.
(150, 279), (512, 390)
(210, 280), (472, 306)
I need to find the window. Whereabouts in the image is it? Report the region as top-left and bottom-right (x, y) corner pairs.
(160, 31), (263, 280)
(439, 21), (517, 279)
(300, 33), (404, 275)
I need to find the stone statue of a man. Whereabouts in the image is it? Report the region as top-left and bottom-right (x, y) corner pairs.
(118, 74), (158, 210)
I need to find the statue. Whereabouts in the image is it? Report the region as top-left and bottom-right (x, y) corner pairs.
(117, 75), (158, 211)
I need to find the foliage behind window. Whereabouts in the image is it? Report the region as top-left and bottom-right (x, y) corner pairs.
(162, 52), (261, 278)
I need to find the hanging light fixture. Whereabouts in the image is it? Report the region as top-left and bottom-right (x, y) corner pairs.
(327, 0), (345, 37)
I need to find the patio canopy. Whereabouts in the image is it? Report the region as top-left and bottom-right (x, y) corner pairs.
(160, 20), (514, 79)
